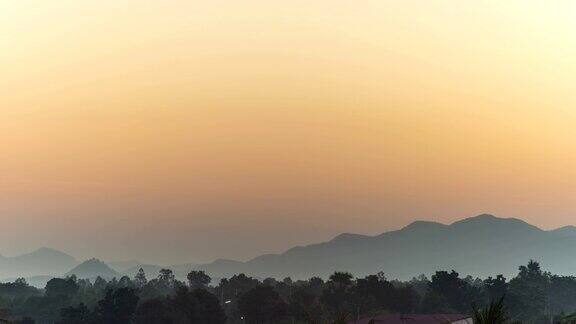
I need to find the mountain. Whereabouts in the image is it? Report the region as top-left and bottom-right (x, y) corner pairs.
(196, 214), (576, 280)
(66, 258), (119, 280)
(108, 260), (142, 273)
(0, 248), (77, 280)
(122, 264), (165, 279)
(169, 263), (199, 278)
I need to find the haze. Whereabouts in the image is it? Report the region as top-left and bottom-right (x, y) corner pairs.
(1, 1), (576, 265)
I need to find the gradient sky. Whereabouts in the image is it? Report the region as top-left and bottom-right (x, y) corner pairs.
(1, 1), (576, 264)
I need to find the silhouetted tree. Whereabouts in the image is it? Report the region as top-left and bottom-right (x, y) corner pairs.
(410, 274), (430, 297)
(237, 285), (286, 324)
(419, 291), (452, 313)
(548, 275), (576, 316)
(330, 272), (353, 288)
(484, 275), (508, 301)
(45, 278), (79, 299)
(288, 285), (322, 324)
(158, 269), (175, 284)
(507, 260), (549, 322)
(472, 296), (508, 324)
(427, 270), (481, 313)
(191, 288), (226, 324)
(186, 271), (211, 290)
(392, 285), (419, 313)
(134, 268), (147, 288)
(0, 278), (40, 299)
(118, 276), (133, 288)
(168, 286), (226, 324)
(56, 303), (92, 324)
(215, 273), (260, 307)
(93, 277), (108, 293)
(93, 288), (139, 324)
(134, 298), (173, 324)
(321, 272), (355, 322)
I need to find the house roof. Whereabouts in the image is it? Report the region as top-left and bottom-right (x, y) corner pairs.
(349, 314), (472, 324)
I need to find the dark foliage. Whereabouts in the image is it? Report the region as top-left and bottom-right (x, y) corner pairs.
(92, 288), (139, 324)
(3, 260), (576, 323)
(237, 285), (286, 324)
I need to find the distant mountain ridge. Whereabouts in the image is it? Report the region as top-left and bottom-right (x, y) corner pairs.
(6, 214), (576, 285)
(195, 214), (576, 280)
(0, 248), (77, 279)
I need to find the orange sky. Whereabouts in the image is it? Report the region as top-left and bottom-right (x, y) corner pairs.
(1, 1), (576, 264)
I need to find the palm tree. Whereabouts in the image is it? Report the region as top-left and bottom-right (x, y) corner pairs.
(472, 296), (508, 324)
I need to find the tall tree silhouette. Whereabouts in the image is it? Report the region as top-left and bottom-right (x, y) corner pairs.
(186, 270), (211, 290)
(93, 288), (139, 324)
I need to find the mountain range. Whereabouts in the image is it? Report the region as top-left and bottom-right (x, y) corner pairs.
(4, 214), (576, 286)
(0, 247), (77, 279)
(196, 214), (576, 280)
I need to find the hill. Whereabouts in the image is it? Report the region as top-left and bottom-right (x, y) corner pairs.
(0, 248), (77, 280)
(66, 258), (119, 280)
(122, 264), (165, 279)
(196, 214), (576, 280)
(108, 260), (142, 273)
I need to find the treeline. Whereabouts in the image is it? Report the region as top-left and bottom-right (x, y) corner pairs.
(0, 260), (575, 323)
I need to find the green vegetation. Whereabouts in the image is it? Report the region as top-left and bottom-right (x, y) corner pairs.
(1, 260), (576, 323)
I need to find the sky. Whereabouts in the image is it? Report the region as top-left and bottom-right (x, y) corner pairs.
(1, 0), (576, 265)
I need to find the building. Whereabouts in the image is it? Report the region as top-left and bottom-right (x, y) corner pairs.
(349, 314), (473, 324)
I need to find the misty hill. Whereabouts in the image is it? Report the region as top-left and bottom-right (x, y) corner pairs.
(122, 264), (164, 279)
(108, 260), (142, 273)
(0, 248), (77, 280)
(196, 214), (576, 280)
(66, 258), (119, 280)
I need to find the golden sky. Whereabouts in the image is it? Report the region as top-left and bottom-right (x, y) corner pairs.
(1, 0), (576, 263)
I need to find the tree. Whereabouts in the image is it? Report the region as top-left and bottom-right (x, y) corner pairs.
(157, 269), (176, 290)
(56, 303), (92, 324)
(191, 288), (226, 324)
(134, 298), (173, 324)
(0, 279), (40, 299)
(168, 286), (226, 324)
(507, 260), (549, 322)
(93, 288), (139, 324)
(134, 268), (147, 288)
(428, 270), (480, 313)
(484, 275), (508, 301)
(321, 272), (356, 321)
(472, 296), (508, 324)
(187, 271), (211, 290)
(237, 285), (286, 324)
(158, 269), (175, 283)
(215, 273), (260, 306)
(329, 272), (353, 288)
(169, 286), (197, 322)
(550, 275), (576, 316)
(409, 274), (430, 297)
(45, 278), (79, 299)
(288, 286), (322, 324)
(419, 291), (452, 314)
(352, 274), (390, 315)
(93, 277), (108, 293)
(118, 276), (133, 288)
(391, 285), (419, 313)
